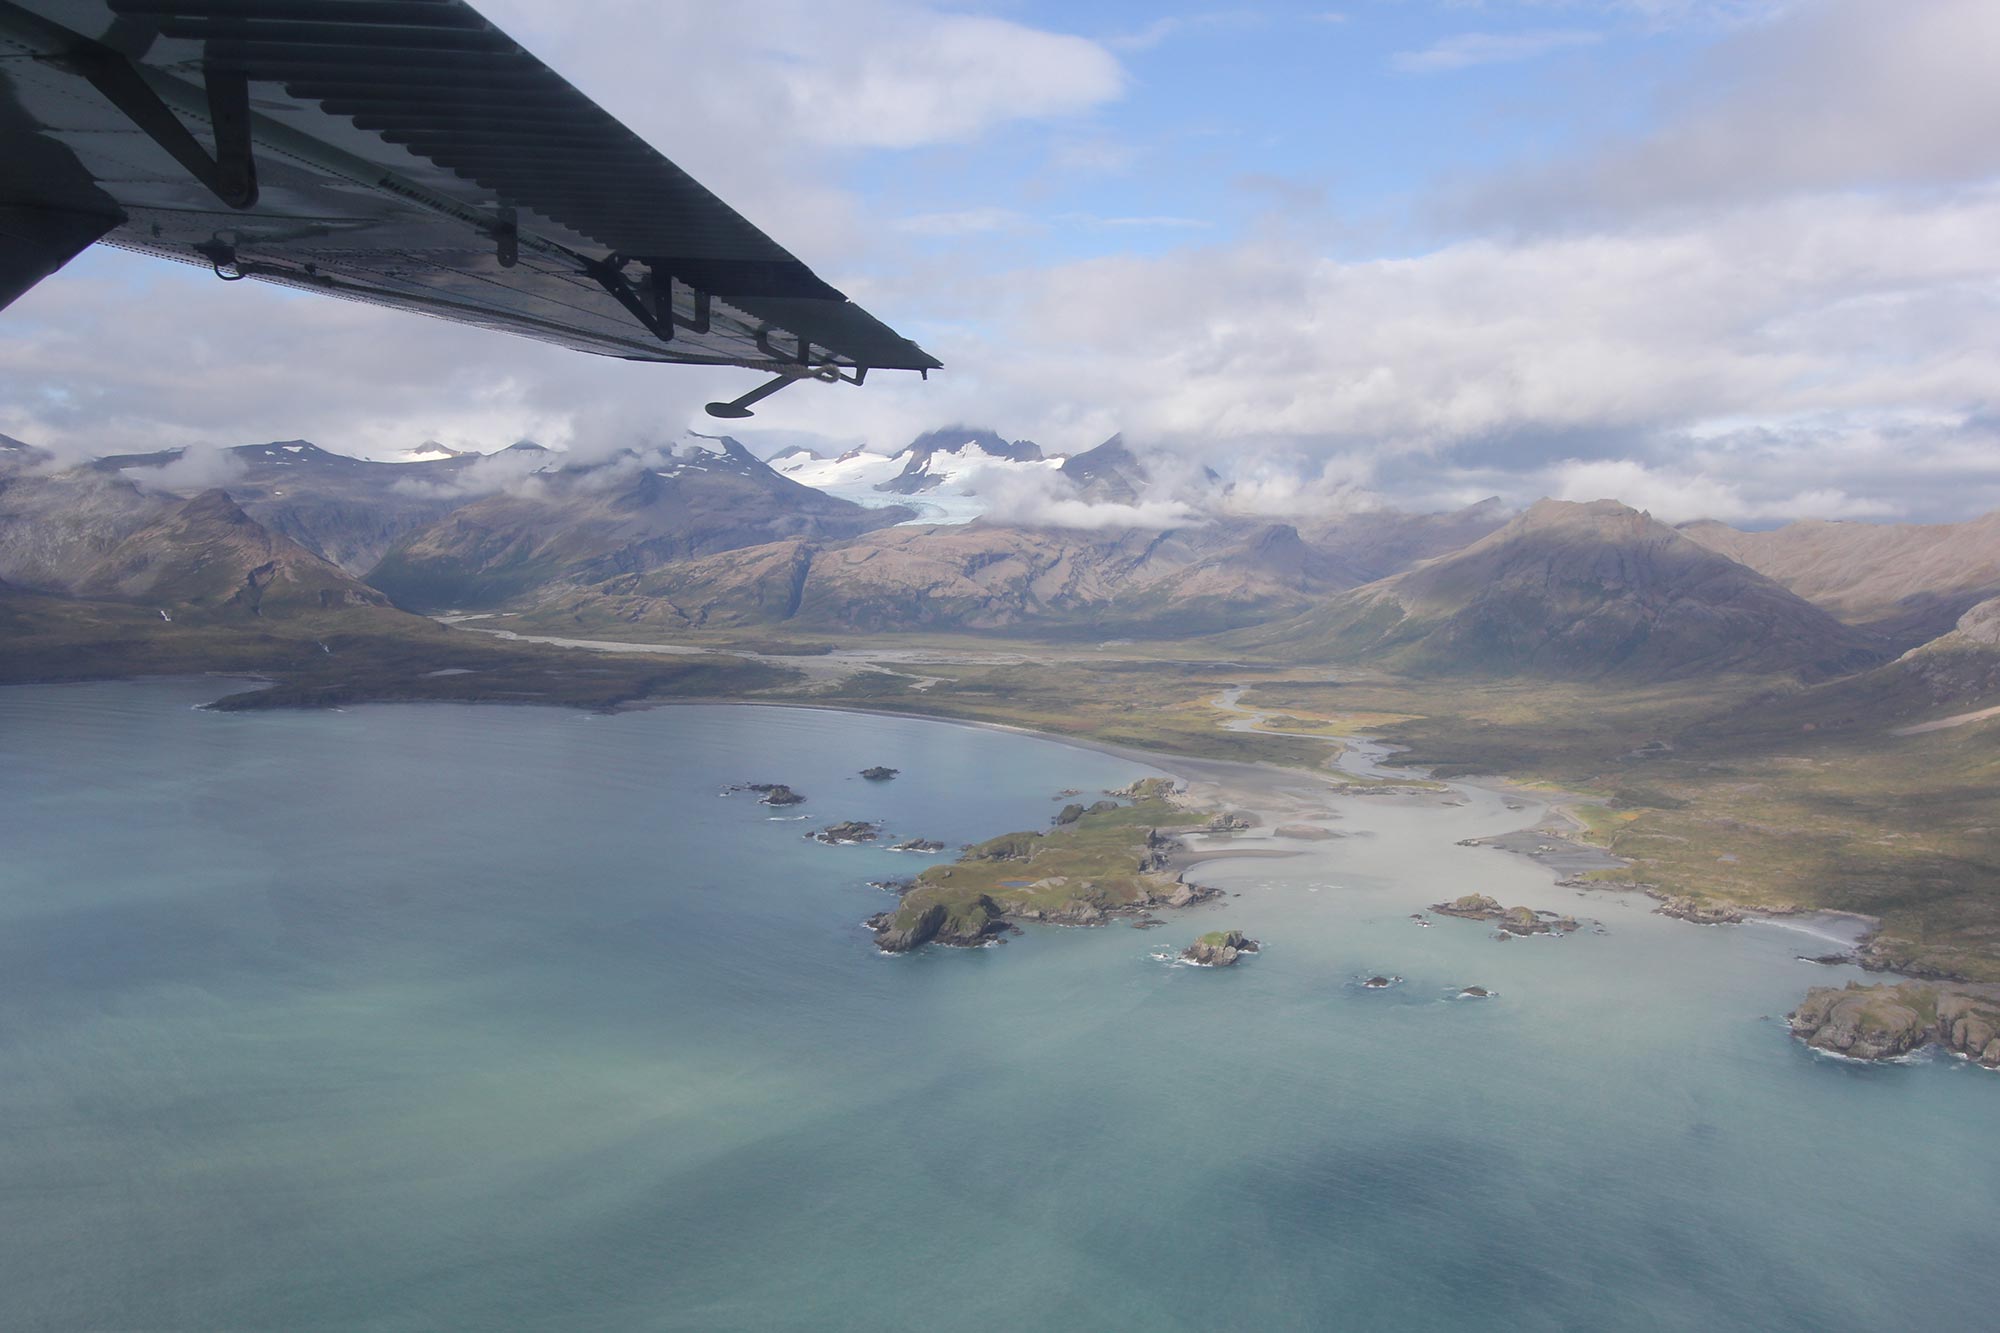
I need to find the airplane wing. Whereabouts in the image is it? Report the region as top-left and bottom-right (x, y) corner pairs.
(0, 0), (939, 410)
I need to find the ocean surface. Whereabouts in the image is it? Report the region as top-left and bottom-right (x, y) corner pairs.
(0, 679), (1991, 1332)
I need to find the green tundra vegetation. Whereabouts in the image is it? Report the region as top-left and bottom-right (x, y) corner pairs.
(805, 648), (1997, 982)
(874, 793), (1205, 945)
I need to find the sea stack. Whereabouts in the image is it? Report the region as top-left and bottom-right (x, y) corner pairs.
(1181, 930), (1259, 967)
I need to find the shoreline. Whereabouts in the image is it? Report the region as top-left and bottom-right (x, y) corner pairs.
(7, 675), (1901, 997)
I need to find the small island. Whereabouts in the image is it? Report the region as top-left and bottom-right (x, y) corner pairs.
(1788, 981), (2000, 1066)
(1431, 893), (1580, 937)
(1181, 930), (1259, 967)
(811, 821), (880, 845)
(888, 837), (945, 853)
(1457, 985), (1493, 999)
(859, 767), (900, 781)
(729, 782), (805, 806)
(867, 789), (1218, 953)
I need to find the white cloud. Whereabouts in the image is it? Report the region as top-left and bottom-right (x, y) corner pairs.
(0, 253), (729, 463)
(1393, 29), (1602, 74)
(1547, 458), (1894, 525)
(983, 190), (2000, 450)
(458, 1), (1124, 269)
(735, 185), (2000, 523)
(981, 487), (1198, 532)
(1463, 0), (2000, 221)
(479, 0), (1123, 153)
(128, 443), (246, 493)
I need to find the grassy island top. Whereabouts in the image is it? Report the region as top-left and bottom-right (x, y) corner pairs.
(878, 792), (1206, 939)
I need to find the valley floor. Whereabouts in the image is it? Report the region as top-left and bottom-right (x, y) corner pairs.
(422, 613), (2000, 986)
(5, 602), (1996, 987)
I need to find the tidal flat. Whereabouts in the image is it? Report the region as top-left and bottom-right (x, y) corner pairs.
(0, 678), (1993, 1332)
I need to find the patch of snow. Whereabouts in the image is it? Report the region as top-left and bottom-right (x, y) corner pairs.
(774, 449), (913, 516)
(777, 441), (1070, 525)
(677, 433), (730, 457)
(913, 441), (1064, 488)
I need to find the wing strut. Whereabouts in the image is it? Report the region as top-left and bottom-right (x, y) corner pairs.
(67, 41), (258, 210)
(704, 373), (802, 420)
(704, 362), (870, 419)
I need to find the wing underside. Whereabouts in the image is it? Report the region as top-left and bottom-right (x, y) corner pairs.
(0, 0), (940, 379)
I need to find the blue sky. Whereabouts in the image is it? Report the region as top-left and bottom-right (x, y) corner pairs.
(854, 3), (1708, 266)
(5, 0), (1999, 526)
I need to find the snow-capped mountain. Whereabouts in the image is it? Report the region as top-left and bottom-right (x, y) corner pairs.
(398, 442), (475, 463)
(772, 427), (1068, 524)
(656, 432), (786, 479)
(771, 447), (907, 504)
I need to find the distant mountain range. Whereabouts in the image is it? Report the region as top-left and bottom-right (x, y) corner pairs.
(366, 435), (911, 610)
(5, 426), (1999, 712)
(769, 426), (1077, 523)
(0, 459), (402, 624)
(1681, 511), (2000, 646)
(1230, 499), (1885, 682)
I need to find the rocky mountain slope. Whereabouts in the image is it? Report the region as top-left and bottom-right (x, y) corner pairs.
(0, 465), (169, 590)
(1883, 596), (2000, 705)
(1730, 595), (2000, 738)
(1680, 510), (2000, 644)
(506, 501), (1512, 638)
(1057, 434), (1145, 503)
(94, 439), (546, 575)
(1235, 499), (1885, 680)
(71, 489), (396, 620)
(0, 434), (50, 473)
(367, 436), (913, 611)
(543, 519), (1345, 635)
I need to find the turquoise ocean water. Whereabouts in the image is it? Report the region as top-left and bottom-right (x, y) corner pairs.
(0, 679), (1991, 1331)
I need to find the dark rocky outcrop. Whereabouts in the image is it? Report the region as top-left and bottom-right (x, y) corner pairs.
(811, 821), (880, 844)
(1788, 981), (2000, 1065)
(732, 782), (805, 806)
(889, 837), (945, 853)
(860, 766), (900, 781)
(1054, 803), (1086, 826)
(1430, 893), (1580, 936)
(868, 894), (1006, 952)
(1181, 930), (1259, 967)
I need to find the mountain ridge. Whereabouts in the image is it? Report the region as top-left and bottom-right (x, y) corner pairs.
(1234, 499), (1885, 681)
(1681, 511), (2000, 645)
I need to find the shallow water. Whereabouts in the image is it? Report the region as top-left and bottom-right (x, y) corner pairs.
(0, 680), (1990, 1331)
